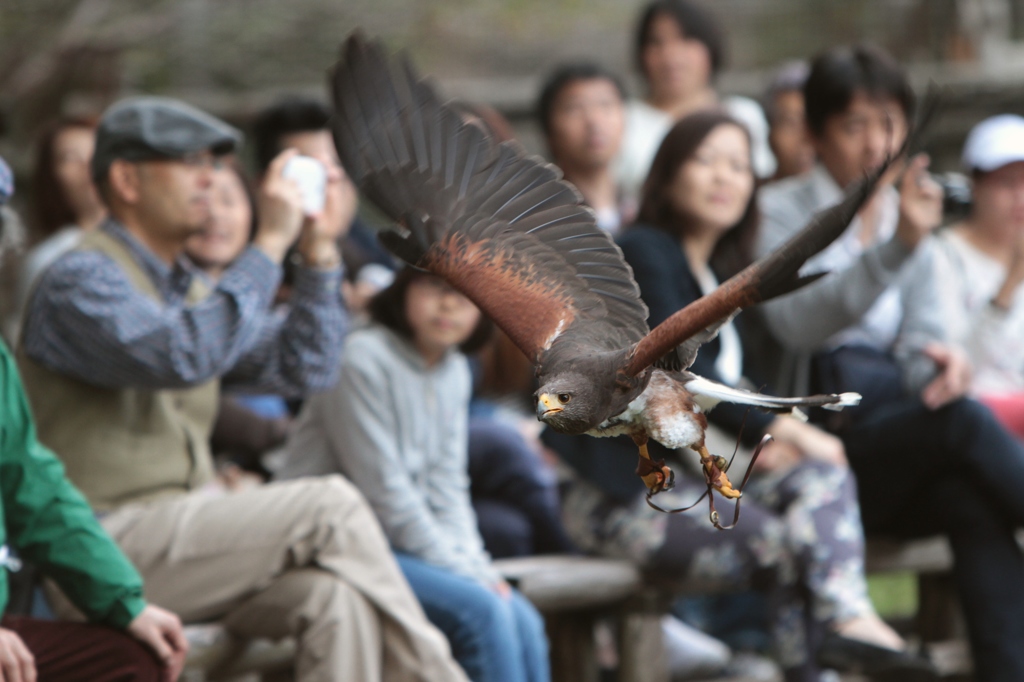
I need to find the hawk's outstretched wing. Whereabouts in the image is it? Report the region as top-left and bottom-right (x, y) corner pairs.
(330, 33), (648, 363)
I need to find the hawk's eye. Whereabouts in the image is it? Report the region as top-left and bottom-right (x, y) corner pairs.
(558, 394), (572, 404)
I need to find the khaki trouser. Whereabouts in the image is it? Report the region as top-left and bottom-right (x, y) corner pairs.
(98, 476), (467, 682)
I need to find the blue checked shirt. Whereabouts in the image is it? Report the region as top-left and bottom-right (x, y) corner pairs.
(22, 220), (347, 396)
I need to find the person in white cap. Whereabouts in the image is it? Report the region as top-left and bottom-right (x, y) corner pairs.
(932, 113), (1024, 438)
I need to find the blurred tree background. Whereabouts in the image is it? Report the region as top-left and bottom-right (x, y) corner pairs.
(4, 0), (1024, 169)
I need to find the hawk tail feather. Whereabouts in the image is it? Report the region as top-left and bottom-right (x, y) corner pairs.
(683, 375), (862, 414)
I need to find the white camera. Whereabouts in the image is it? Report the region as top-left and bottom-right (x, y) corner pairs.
(282, 155), (327, 216)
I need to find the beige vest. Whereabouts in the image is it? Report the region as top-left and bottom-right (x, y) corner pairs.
(18, 230), (219, 512)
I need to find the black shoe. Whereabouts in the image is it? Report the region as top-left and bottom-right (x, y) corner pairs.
(816, 632), (939, 681)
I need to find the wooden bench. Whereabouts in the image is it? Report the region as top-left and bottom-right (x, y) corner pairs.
(494, 555), (643, 682)
(493, 540), (963, 682)
(177, 540), (970, 682)
(864, 535), (970, 677)
(607, 536), (965, 682)
(182, 555), (644, 682)
(865, 535), (953, 575)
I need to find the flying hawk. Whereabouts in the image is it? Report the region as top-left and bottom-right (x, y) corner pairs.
(330, 34), (885, 521)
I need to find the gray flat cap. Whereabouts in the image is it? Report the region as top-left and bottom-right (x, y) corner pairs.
(91, 96), (243, 181)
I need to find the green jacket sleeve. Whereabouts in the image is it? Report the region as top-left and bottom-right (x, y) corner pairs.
(0, 342), (145, 628)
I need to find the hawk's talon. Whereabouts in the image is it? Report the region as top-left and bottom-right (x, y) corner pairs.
(635, 454), (676, 495)
(642, 432), (773, 530)
(660, 467), (675, 493)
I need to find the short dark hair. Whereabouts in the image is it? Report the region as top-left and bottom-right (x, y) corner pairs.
(536, 63), (627, 138)
(761, 60), (809, 124)
(803, 45), (915, 137)
(636, 110), (759, 275)
(635, 0), (725, 80)
(369, 268), (493, 354)
(252, 97), (331, 172)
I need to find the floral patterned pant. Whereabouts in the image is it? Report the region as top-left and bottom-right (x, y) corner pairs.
(561, 458), (871, 674)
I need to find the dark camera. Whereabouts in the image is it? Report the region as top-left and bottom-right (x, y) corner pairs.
(931, 171), (972, 219)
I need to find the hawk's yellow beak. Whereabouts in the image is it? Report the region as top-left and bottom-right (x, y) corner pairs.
(536, 394), (563, 419)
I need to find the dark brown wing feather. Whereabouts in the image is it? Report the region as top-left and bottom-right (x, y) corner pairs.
(624, 164), (890, 377)
(330, 33), (648, 363)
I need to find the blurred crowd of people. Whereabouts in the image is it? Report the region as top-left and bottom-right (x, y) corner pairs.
(2, 1), (1024, 681)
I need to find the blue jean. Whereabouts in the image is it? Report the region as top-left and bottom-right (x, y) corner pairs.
(395, 553), (550, 682)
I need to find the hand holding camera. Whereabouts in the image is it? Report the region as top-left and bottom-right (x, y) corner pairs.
(296, 158), (357, 269)
(253, 148), (353, 269)
(253, 149), (309, 264)
(895, 153), (944, 250)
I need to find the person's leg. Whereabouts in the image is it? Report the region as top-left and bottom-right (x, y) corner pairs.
(848, 403), (1024, 681)
(395, 552), (527, 682)
(651, 488), (788, 593)
(651, 493), (815, 681)
(507, 589), (551, 682)
(2, 616), (161, 682)
(755, 459), (911, 673)
(754, 462), (891, 634)
(101, 476), (465, 682)
(845, 397), (1024, 527)
(911, 476), (1024, 682)
(468, 419), (574, 555)
(220, 567), (382, 682)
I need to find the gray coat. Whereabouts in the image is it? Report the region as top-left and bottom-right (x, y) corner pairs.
(279, 324), (499, 586)
(755, 165), (944, 396)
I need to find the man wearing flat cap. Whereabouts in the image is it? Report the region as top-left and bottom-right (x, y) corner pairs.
(18, 97), (468, 682)
(0, 157), (188, 682)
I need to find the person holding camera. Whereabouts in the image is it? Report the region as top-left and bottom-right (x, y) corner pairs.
(17, 97), (468, 682)
(932, 114), (1024, 440)
(757, 46), (1024, 682)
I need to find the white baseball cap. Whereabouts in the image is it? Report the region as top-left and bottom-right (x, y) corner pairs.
(962, 114), (1024, 172)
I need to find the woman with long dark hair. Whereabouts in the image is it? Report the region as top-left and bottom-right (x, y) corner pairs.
(278, 268), (550, 682)
(546, 111), (934, 681)
(19, 117), (106, 309)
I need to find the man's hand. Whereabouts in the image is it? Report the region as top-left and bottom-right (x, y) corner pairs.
(920, 342), (972, 410)
(894, 154), (943, 250)
(253, 149), (307, 264)
(0, 628), (35, 682)
(127, 605), (189, 682)
(766, 415), (848, 468)
(296, 162), (357, 269)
